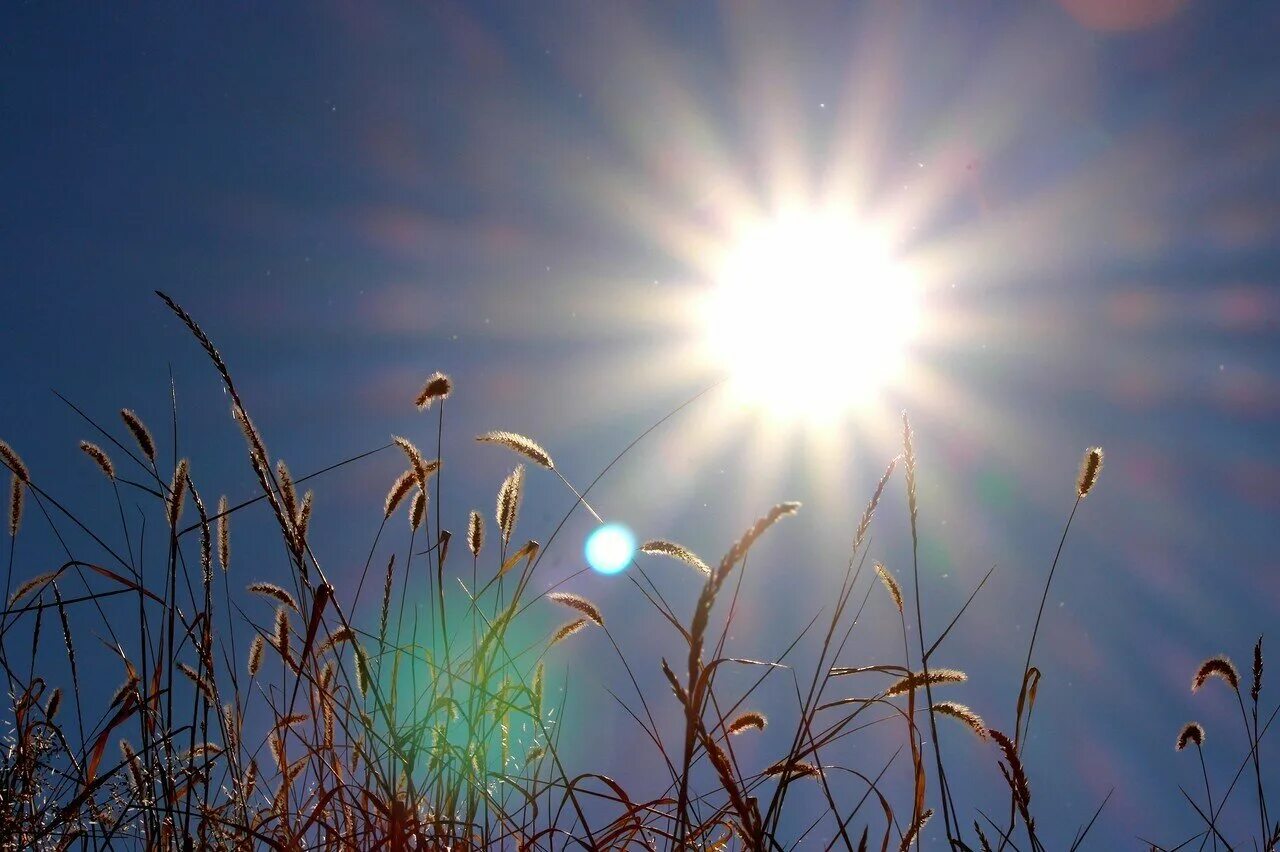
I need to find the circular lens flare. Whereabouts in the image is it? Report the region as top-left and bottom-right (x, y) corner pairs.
(585, 523), (636, 575)
(704, 212), (921, 421)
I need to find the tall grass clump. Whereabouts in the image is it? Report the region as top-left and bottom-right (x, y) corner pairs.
(0, 292), (1272, 850)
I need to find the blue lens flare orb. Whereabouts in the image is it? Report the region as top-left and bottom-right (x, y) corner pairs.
(585, 523), (636, 575)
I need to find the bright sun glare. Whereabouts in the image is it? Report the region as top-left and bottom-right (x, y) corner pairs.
(705, 212), (921, 421)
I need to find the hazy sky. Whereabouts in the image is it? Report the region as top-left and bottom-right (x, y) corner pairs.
(4, 2), (1280, 845)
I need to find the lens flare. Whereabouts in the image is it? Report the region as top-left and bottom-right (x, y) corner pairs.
(585, 523), (636, 575)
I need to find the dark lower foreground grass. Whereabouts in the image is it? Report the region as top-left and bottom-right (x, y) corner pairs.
(0, 293), (1273, 850)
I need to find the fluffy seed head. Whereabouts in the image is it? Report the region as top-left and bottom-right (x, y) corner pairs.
(166, 459), (189, 528)
(932, 701), (988, 741)
(763, 759), (819, 779)
(714, 501), (801, 586)
(110, 676), (139, 708)
(8, 476), (22, 538)
(885, 668), (968, 698)
(354, 644), (371, 696)
(639, 540), (710, 575)
(74, 441), (114, 480)
(1253, 635), (1264, 704)
(727, 711), (767, 735)
(275, 460), (298, 522)
(410, 488), (426, 531)
(273, 606), (291, 664)
(900, 809), (934, 852)
(380, 555), (395, 642)
(549, 617), (590, 647)
(496, 464), (524, 546)
(120, 409), (156, 463)
(1193, 655), (1240, 693)
(10, 571), (56, 605)
(1077, 447), (1104, 497)
(391, 436), (439, 489)
(247, 582), (299, 612)
(1176, 721), (1205, 751)
(547, 592), (605, 627)
(216, 495), (230, 571)
(988, 728), (1031, 808)
(178, 662), (215, 703)
(317, 626), (355, 657)
(384, 469), (415, 518)
(45, 688), (62, 720)
(476, 430), (554, 469)
(0, 441), (28, 482)
(248, 635), (265, 677)
(467, 510), (484, 556)
(875, 563), (904, 614)
(902, 412), (918, 524)
(415, 371), (453, 410)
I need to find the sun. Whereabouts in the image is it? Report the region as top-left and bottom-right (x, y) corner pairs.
(703, 211), (922, 421)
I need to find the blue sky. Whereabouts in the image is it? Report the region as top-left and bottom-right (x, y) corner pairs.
(4, 2), (1280, 845)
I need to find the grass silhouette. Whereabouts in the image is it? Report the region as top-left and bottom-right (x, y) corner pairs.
(0, 293), (1272, 850)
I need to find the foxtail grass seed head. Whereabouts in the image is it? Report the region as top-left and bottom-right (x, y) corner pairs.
(274, 606), (291, 664)
(900, 808), (934, 852)
(989, 728), (1031, 807)
(178, 662), (216, 703)
(875, 563), (904, 614)
(10, 572), (55, 605)
(392, 436), (438, 489)
(247, 582), (299, 611)
(715, 501), (801, 585)
(410, 488), (426, 531)
(167, 459), (189, 528)
(248, 635), (265, 677)
(77, 441), (115, 480)
(354, 644), (371, 696)
(217, 495), (230, 571)
(525, 745), (545, 764)
(497, 464), (525, 546)
(547, 592), (605, 627)
(384, 469), (415, 519)
(1192, 655), (1240, 693)
(415, 371), (453, 410)
(120, 740), (145, 793)
(8, 476), (22, 538)
(317, 626), (355, 657)
(1253, 635), (1264, 703)
(380, 555), (395, 642)
(296, 490), (312, 541)
(45, 688), (62, 721)
(932, 701), (988, 740)
(476, 430), (554, 469)
(0, 440), (28, 482)
(276, 460), (298, 522)
(727, 711), (767, 735)
(884, 668), (968, 697)
(468, 510), (484, 556)
(763, 759), (819, 779)
(902, 412), (918, 524)
(120, 408), (156, 463)
(1176, 721), (1205, 751)
(1077, 446), (1104, 497)
(549, 617), (590, 647)
(110, 676), (139, 709)
(639, 539), (710, 575)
